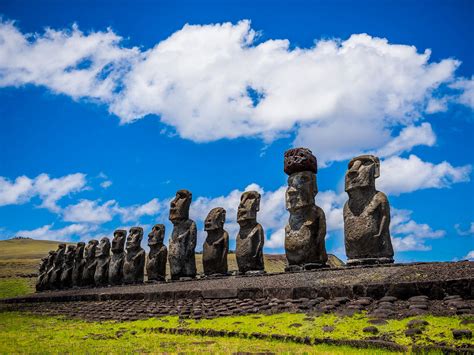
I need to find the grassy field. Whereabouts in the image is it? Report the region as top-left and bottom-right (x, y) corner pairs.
(0, 312), (397, 354)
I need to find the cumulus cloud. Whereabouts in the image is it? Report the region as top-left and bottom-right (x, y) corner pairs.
(450, 76), (474, 109)
(391, 208), (446, 251)
(16, 223), (97, 241)
(377, 154), (471, 195)
(0, 173), (87, 211)
(1, 19), (472, 164)
(61, 197), (165, 224)
(455, 222), (474, 236)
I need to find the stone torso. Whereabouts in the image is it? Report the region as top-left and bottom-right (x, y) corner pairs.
(236, 224), (264, 273)
(203, 231), (228, 275)
(108, 253), (125, 285)
(82, 259), (96, 286)
(285, 205), (327, 266)
(146, 245), (167, 281)
(344, 191), (393, 259)
(123, 249), (145, 284)
(72, 260), (85, 287)
(94, 256), (110, 286)
(168, 219), (197, 279)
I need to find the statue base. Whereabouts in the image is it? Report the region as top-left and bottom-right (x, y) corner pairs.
(242, 270), (265, 276)
(285, 263), (326, 272)
(347, 257), (394, 266)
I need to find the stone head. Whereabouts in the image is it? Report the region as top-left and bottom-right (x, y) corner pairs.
(345, 155), (380, 192)
(46, 250), (55, 267)
(65, 245), (76, 260)
(205, 207), (226, 231)
(126, 227), (143, 252)
(284, 147), (317, 175)
(112, 229), (127, 253)
(75, 242), (85, 261)
(286, 171), (317, 211)
(169, 189), (192, 223)
(85, 240), (99, 260)
(237, 191), (260, 223)
(96, 237), (111, 257)
(148, 224), (165, 247)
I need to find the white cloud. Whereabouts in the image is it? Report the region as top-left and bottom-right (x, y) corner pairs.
(391, 208), (446, 251)
(450, 76), (474, 109)
(455, 222), (474, 236)
(377, 154), (471, 195)
(1, 20), (472, 164)
(375, 123), (436, 158)
(62, 199), (118, 223)
(16, 223), (97, 241)
(100, 180), (112, 188)
(61, 197), (165, 224)
(465, 250), (474, 260)
(0, 173), (87, 211)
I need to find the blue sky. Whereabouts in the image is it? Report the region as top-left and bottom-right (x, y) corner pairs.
(0, 0), (473, 262)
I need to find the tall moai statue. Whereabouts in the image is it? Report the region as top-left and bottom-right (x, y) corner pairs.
(284, 148), (327, 271)
(94, 237), (111, 286)
(236, 191), (265, 274)
(203, 207), (229, 276)
(81, 240), (98, 287)
(146, 224), (168, 282)
(72, 242), (85, 287)
(49, 244), (66, 289)
(168, 190), (197, 280)
(59, 245), (76, 289)
(343, 155), (394, 265)
(123, 227), (146, 284)
(108, 229), (126, 285)
(40, 250), (56, 290)
(36, 252), (52, 291)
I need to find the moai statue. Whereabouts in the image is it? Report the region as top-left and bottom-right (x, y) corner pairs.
(59, 245), (76, 289)
(236, 191), (265, 274)
(36, 253), (51, 292)
(284, 148), (327, 271)
(168, 190), (197, 280)
(203, 207), (229, 276)
(123, 227), (146, 284)
(81, 240), (99, 287)
(108, 229), (127, 285)
(40, 250), (56, 290)
(94, 237), (111, 286)
(146, 224), (168, 282)
(72, 242), (85, 287)
(49, 244), (66, 289)
(344, 155), (394, 265)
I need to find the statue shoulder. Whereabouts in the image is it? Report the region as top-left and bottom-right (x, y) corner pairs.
(374, 191), (389, 204)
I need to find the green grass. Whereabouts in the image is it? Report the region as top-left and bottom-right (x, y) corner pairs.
(0, 278), (35, 299)
(0, 312), (390, 354)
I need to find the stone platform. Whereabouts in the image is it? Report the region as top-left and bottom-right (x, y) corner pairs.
(3, 261), (473, 304)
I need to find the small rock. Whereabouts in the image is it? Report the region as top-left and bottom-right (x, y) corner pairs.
(409, 304), (428, 310)
(407, 319), (429, 329)
(334, 297), (350, 304)
(408, 295), (429, 302)
(289, 323), (302, 328)
(405, 328), (423, 336)
(460, 318), (474, 325)
(322, 326), (334, 332)
(363, 326), (379, 334)
(379, 296), (398, 303)
(443, 295), (461, 301)
(452, 329), (472, 340)
(368, 319), (388, 325)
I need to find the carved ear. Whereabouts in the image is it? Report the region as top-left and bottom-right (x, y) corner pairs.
(373, 156), (381, 178)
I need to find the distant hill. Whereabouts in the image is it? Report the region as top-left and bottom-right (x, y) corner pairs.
(0, 238), (344, 278)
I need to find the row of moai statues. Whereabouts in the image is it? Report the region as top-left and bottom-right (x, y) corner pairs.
(36, 147), (394, 291)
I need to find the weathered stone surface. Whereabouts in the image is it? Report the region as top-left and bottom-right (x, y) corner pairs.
(123, 227), (145, 284)
(284, 147), (317, 175)
(59, 245), (76, 289)
(81, 240), (98, 287)
(49, 244), (66, 290)
(71, 242), (85, 288)
(236, 191), (265, 274)
(203, 207), (229, 276)
(452, 329), (472, 339)
(344, 155), (394, 265)
(108, 230), (126, 285)
(168, 190), (197, 280)
(94, 237), (110, 287)
(147, 224), (167, 282)
(36, 251), (53, 291)
(284, 148), (327, 268)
